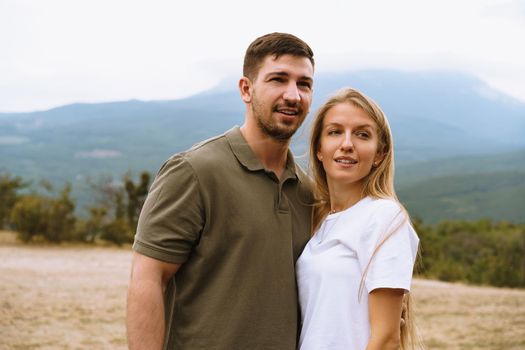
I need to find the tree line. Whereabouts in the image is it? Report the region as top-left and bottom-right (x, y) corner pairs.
(0, 172), (149, 246)
(1, 172), (524, 288)
(413, 218), (525, 288)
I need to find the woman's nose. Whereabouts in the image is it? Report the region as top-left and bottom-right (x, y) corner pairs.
(340, 133), (354, 151)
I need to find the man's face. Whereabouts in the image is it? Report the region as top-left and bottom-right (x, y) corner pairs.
(245, 54), (314, 141)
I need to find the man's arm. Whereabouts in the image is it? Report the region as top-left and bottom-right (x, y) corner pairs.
(366, 288), (405, 350)
(127, 252), (181, 350)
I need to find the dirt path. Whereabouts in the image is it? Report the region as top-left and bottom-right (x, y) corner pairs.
(0, 245), (131, 350)
(412, 279), (525, 349)
(1, 243), (524, 349)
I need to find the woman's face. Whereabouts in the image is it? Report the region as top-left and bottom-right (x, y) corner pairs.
(317, 102), (383, 190)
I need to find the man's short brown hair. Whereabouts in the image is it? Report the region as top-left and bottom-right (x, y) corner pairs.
(243, 32), (315, 80)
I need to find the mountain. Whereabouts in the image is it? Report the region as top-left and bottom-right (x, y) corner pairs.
(395, 150), (525, 223)
(399, 170), (525, 223)
(308, 70), (525, 164)
(396, 149), (525, 187)
(1, 69), (524, 222)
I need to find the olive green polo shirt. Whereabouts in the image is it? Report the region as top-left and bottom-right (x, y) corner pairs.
(133, 126), (313, 349)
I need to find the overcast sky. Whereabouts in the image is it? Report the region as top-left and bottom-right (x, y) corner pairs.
(1, 0), (524, 112)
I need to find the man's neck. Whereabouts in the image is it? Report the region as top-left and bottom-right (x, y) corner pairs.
(239, 124), (290, 179)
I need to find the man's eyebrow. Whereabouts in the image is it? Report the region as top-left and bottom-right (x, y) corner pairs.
(266, 72), (313, 81)
(266, 71), (290, 77)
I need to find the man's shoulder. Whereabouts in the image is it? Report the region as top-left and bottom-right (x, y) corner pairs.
(161, 129), (236, 177)
(183, 130), (229, 155)
(188, 131), (230, 154)
(293, 162), (309, 180)
(291, 161), (313, 190)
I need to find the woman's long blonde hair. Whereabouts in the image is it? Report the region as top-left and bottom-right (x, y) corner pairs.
(308, 87), (422, 349)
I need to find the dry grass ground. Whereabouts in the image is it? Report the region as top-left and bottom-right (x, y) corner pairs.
(1, 231), (524, 350)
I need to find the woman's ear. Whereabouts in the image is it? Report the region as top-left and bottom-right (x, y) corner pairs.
(317, 150), (323, 161)
(373, 150), (385, 167)
(239, 77), (253, 103)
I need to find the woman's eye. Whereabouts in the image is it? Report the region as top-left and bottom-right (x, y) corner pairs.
(327, 130), (341, 135)
(356, 131), (369, 138)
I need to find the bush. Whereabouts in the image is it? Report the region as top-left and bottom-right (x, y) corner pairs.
(0, 173), (28, 229)
(45, 185), (76, 243)
(9, 184), (76, 243)
(10, 195), (48, 242)
(416, 219), (525, 287)
(100, 219), (133, 246)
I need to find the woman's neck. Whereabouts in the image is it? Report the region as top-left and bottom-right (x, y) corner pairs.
(327, 181), (366, 213)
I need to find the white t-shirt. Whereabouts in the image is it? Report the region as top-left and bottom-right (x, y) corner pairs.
(296, 196), (419, 350)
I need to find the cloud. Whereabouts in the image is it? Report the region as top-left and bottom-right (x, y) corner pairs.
(1, 0), (524, 111)
(483, 0), (525, 21)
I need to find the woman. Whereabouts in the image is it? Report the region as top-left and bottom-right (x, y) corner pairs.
(297, 88), (420, 350)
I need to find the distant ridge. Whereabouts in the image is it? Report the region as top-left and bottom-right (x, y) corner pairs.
(1, 69), (524, 222)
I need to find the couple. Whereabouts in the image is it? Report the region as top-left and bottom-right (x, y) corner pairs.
(127, 32), (420, 350)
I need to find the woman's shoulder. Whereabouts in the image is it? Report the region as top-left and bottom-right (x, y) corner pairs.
(360, 197), (409, 230)
(361, 197), (418, 244)
(366, 196), (403, 214)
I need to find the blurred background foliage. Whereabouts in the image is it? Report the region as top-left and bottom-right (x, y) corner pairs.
(1, 171), (524, 288)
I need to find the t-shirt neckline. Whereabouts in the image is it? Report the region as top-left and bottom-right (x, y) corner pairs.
(325, 196), (372, 220)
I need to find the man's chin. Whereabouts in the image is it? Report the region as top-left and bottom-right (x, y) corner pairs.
(256, 116), (304, 141)
(270, 126), (300, 142)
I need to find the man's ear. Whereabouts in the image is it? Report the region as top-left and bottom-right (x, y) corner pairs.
(239, 77), (253, 103)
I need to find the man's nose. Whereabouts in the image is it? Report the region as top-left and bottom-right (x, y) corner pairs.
(283, 83), (300, 103)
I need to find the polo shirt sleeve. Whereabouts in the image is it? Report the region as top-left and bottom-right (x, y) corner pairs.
(133, 154), (204, 264)
(358, 201), (419, 293)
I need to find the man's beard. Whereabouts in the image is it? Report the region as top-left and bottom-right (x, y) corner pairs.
(252, 96), (305, 142)
(255, 114), (295, 142)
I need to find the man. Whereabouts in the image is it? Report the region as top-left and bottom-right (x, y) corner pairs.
(126, 32), (315, 349)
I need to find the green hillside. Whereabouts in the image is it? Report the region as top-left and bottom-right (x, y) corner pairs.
(398, 171), (525, 223)
(2, 70), (525, 223)
(396, 149), (525, 187)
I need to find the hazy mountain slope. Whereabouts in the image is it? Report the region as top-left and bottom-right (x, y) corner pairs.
(312, 70), (525, 145)
(398, 171), (525, 223)
(395, 150), (525, 223)
(396, 149), (525, 187)
(1, 69), (525, 222)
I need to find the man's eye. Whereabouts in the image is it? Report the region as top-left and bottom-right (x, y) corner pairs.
(299, 82), (312, 90)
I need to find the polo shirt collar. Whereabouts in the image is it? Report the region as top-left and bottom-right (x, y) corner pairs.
(226, 126), (299, 180)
